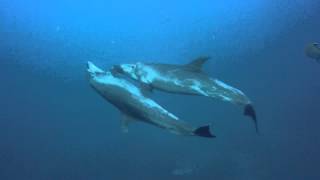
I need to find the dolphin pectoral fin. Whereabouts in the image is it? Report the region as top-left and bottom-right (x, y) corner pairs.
(139, 83), (153, 96)
(121, 119), (129, 133)
(143, 83), (153, 92)
(244, 104), (259, 134)
(121, 113), (135, 133)
(193, 125), (215, 138)
(184, 56), (210, 72)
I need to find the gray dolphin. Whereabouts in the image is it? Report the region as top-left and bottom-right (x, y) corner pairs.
(87, 61), (215, 138)
(305, 43), (320, 62)
(112, 57), (258, 133)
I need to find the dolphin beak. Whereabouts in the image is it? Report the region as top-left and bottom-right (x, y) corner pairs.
(87, 61), (104, 75)
(244, 104), (259, 134)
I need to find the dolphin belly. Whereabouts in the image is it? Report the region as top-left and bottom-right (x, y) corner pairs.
(127, 95), (208, 137)
(110, 90), (214, 137)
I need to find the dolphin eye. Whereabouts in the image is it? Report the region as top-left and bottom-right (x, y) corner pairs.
(126, 65), (136, 71)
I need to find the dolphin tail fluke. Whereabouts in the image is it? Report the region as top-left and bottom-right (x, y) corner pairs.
(193, 125), (215, 138)
(244, 104), (259, 134)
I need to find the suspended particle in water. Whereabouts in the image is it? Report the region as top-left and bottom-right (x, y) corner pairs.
(212, 34), (216, 41)
(55, 25), (61, 32)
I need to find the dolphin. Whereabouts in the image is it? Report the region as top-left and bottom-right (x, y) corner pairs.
(87, 61), (215, 138)
(111, 57), (258, 133)
(305, 42), (320, 62)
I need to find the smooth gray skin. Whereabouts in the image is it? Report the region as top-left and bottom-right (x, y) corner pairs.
(112, 58), (251, 106)
(87, 61), (214, 137)
(112, 57), (259, 133)
(305, 43), (320, 62)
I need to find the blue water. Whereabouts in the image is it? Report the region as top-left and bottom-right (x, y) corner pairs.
(1, 0), (320, 179)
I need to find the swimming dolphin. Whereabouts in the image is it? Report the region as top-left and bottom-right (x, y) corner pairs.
(87, 61), (215, 138)
(112, 57), (258, 133)
(305, 42), (320, 62)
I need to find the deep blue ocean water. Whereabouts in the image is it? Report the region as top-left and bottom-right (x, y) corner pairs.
(1, 0), (320, 179)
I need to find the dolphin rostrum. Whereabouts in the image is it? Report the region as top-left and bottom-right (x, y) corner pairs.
(87, 61), (215, 138)
(112, 57), (258, 133)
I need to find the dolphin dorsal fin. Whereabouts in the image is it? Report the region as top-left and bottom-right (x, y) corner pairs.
(184, 56), (210, 72)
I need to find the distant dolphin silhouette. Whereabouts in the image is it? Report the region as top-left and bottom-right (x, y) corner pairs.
(112, 57), (258, 133)
(305, 43), (320, 62)
(87, 61), (215, 138)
